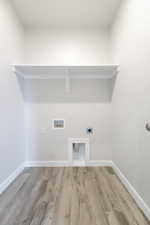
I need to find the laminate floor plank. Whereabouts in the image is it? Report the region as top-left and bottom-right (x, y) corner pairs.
(0, 167), (149, 225)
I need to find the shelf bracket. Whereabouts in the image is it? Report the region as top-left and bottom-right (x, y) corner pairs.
(65, 69), (71, 93)
(12, 66), (25, 78)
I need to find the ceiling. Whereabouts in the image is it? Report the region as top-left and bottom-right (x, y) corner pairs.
(12, 0), (121, 28)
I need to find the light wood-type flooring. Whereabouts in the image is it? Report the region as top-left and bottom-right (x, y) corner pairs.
(0, 167), (149, 225)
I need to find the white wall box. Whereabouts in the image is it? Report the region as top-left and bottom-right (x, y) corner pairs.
(68, 138), (89, 166)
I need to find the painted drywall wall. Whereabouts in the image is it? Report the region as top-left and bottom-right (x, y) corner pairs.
(25, 28), (111, 64)
(111, 0), (150, 206)
(23, 78), (115, 103)
(24, 79), (114, 161)
(24, 28), (113, 161)
(25, 102), (112, 161)
(0, 0), (24, 185)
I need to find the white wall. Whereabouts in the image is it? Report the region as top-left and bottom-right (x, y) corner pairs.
(25, 28), (110, 65)
(111, 0), (150, 207)
(24, 27), (113, 162)
(0, 0), (24, 185)
(26, 103), (112, 161)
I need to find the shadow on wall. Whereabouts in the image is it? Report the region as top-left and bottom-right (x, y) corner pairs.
(17, 77), (117, 103)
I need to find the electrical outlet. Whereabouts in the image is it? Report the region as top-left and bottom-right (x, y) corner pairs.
(86, 127), (93, 134)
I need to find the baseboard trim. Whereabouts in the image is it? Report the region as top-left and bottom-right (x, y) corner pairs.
(112, 162), (150, 221)
(0, 163), (25, 195)
(25, 160), (113, 167)
(86, 160), (113, 167)
(25, 161), (69, 167)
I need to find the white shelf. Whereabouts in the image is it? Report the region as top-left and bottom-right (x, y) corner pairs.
(13, 64), (119, 80)
(13, 64), (119, 93)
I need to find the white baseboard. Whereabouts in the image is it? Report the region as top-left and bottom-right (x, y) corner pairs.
(86, 160), (113, 167)
(25, 160), (113, 167)
(0, 163), (25, 195)
(25, 161), (69, 167)
(112, 162), (150, 221)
